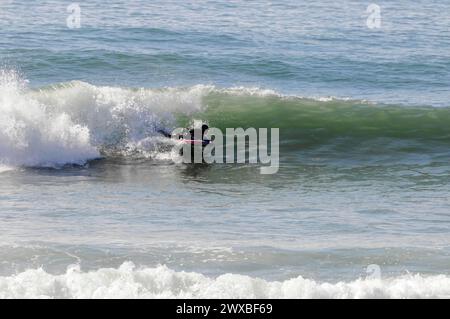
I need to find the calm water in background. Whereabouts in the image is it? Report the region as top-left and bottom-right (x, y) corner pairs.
(1, 0), (450, 298)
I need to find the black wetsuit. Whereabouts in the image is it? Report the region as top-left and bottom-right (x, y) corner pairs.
(188, 126), (210, 143)
(183, 127), (210, 162)
(157, 129), (172, 138)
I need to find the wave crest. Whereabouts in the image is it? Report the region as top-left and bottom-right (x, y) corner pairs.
(1, 262), (449, 299)
(2, 70), (450, 168)
(0, 72), (208, 167)
(0, 71), (99, 167)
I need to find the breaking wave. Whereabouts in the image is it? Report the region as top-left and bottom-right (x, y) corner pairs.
(2, 69), (450, 168)
(0, 262), (449, 299)
(0, 70), (206, 167)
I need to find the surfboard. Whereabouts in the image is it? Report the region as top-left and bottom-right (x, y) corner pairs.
(182, 140), (211, 146)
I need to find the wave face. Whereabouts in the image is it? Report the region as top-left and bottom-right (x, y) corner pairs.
(0, 262), (449, 299)
(1, 70), (450, 168)
(201, 90), (450, 142)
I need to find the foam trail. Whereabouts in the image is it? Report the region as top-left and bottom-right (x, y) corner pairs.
(0, 262), (449, 299)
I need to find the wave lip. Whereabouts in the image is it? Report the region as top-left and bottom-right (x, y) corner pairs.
(1, 262), (449, 299)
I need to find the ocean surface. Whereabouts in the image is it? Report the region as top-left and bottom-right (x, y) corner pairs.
(1, 0), (450, 298)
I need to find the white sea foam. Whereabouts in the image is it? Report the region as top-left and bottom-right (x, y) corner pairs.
(0, 164), (13, 173)
(0, 71), (207, 167)
(0, 262), (449, 299)
(219, 86), (281, 97)
(0, 71), (99, 167)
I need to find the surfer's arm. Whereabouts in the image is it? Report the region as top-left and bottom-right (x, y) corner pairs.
(157, 129), (172, 138)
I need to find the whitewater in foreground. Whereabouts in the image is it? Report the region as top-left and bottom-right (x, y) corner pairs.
(1, 263), (450, 299)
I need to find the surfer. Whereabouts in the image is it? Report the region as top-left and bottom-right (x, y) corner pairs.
(157, 128), (172, 138)
(181, 124), (211, 163)
(158, 124), (210, 144)
(157, 124), (210, 162)
(187, 124), (210, 143)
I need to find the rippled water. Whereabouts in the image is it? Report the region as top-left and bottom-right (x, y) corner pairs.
(0, 0), (450, 298)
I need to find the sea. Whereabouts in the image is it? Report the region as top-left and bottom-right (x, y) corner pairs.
(0, 0), (450, 298)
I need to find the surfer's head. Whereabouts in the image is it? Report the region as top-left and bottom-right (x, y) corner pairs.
(187, 123), (209, 139)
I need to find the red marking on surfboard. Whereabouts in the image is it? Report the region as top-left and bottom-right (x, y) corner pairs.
(182, 140), (211, 145)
